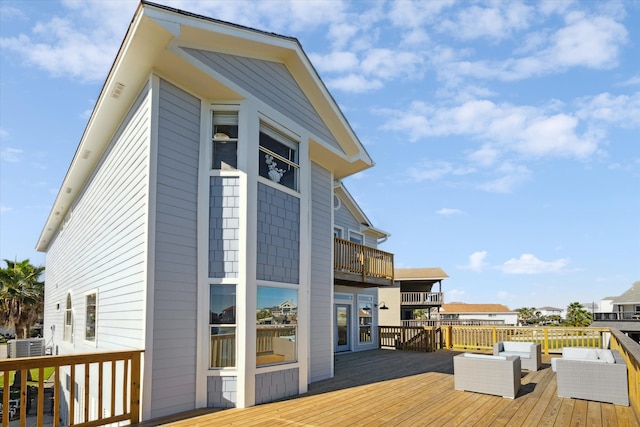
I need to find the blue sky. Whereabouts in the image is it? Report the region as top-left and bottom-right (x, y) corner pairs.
(1, 0), (638, 310)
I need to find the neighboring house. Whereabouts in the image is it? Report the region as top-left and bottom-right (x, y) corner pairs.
(437, 303), (518, 326)
(379, 268), (448, 327)
(36, 2), (393, 422)
(537, 306), (565, 319)
(592, 281), (640, 343)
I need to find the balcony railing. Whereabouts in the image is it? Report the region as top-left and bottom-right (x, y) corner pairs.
(401, 292), (443, 306)
(334, 238), (394, 287)
(593, 311), (640, 321)
(0, 350), (143, 427)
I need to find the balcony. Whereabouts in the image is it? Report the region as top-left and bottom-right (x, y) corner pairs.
(594, 311), (640, 321)
(334, 237), (394, 287)
(401, 291), (443, 306)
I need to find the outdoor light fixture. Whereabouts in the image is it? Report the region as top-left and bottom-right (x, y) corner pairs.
(376, 301), (389, 310)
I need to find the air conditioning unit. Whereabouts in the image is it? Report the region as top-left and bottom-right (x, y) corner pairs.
(7, 338), (46, 358)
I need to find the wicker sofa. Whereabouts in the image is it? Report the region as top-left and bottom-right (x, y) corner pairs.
(552, 347), (629, 406)
(454, 353), (521, 398)
(493, 341), (541, 371)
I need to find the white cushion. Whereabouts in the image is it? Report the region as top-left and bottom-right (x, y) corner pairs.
(500, 351), (531, 359)
(503, 342), (533, 352)
(597, 349), (616, 363)
(563, 347), (598, 360)
(462, 353), (507, 360)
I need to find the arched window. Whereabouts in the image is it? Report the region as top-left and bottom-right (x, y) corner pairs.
(64, 293), (73, 342)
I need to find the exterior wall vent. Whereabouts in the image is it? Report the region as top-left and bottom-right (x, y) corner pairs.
(111, 82), (125, 99)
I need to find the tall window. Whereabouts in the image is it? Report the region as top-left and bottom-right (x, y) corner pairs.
(256, 287), (297, 366)
(64, 293), (73, 342)
(358, 296), (373, 343)
(85, 293), (96, 342)
(258, 125), (298, 190)
(210, 285), (236, 368)
(212, 111), (238, 170)
(349, 231), (364, 245)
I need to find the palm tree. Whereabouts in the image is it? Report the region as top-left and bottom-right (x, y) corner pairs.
(0, 259), (45, 338)
(516, 307), (536, 325)
(565, 302), (592, 327)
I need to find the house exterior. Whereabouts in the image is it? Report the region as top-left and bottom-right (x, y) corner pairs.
(36, 1), (393, 422)
(537, 306), (565, 319)
(592, 281), (640, 343)
(379, 268), (448, 326)
(437, 303), (518, 326)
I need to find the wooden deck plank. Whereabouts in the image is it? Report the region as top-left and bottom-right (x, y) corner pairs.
(134, 349), (639, 427)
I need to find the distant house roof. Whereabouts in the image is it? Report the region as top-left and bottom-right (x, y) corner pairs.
(395, 268), (449, 281)
(537, 306), (563, 311)
(611, 281), (640, 304)
(441, 303), (513, 313)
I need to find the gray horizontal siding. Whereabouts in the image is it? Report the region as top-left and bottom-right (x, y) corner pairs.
(150, 79), (201, 418)
(309, 162), (333, 382)
(43, 83), (151, 353)
(182, 47), (343, 154)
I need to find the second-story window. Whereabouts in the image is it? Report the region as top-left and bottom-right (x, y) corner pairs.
(258, 124), (298, 191)
(212, 111), (238, 170)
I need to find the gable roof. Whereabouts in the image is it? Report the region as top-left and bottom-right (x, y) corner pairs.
(441, 303), (513, 313)
(611, 281), (640, 304)
(37, 1), (373, 251)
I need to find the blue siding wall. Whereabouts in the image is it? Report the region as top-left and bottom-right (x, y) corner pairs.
(151, 79), (201, 418)
(256, 183), (300, 284)
(181, 47), (343, 154)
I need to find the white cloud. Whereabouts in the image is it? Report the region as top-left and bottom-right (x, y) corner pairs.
(477, 162), (531, 193)
(405, 160), (474, 183)
(576, 92), (640, 128)
(438, 3), (534, 41)
(446, 288), (467, 301)
(436, 208), (464, 215)
(326, 74), (382, 93)
(0, 205), (12, 214)
(1, 147), (22, 163)
(438, 13), (628, 83)
(499, 254), (569, 274)
(381, 99), (599, 160)
(460, 250), (489, 272)
(308, 51), (359, 73)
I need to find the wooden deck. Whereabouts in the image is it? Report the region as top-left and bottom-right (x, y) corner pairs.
(138, 349), (639, 426)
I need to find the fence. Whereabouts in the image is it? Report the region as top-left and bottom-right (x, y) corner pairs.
(0, 350), (142, 427)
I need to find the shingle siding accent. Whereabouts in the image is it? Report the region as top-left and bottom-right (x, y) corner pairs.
(209, 176), (240, 278)
(207, 376), (237, 408)
(256, 183), (300, 283)
(255, 368), (299, 404)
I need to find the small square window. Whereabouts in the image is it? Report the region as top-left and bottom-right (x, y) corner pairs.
(212, 112), (238, 170)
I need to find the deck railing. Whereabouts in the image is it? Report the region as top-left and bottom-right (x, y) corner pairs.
(334, 238), (394, 285)
(0, 350), (142, 427)
(401, 292), (443, 306)
(442, 326), (609, 354)
(609, 328), (640, 414)
(378, 326), (437, 352)
(593, 311), (640, 321)
(402, 319), (505, 327)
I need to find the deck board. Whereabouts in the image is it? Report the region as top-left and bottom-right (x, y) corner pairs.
(136, 349), (639, 427)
